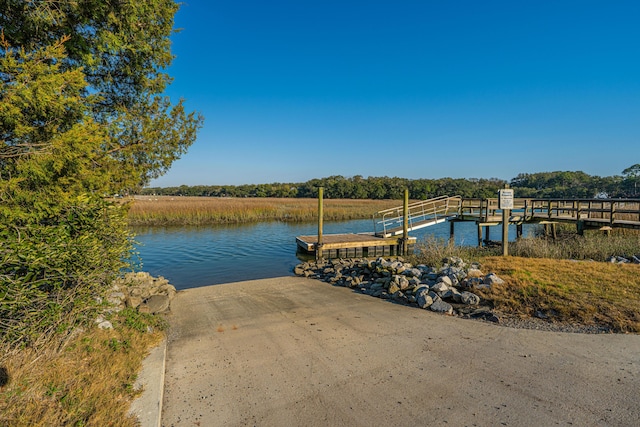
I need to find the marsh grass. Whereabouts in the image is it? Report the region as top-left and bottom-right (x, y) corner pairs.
(127, 196), (400, 225)
(412, 227), (640, 267)
(509, 233), (640, 260)
(0, 310), (165, 427)
(508, 224), (640, 261)
(410, 236), (499, 268)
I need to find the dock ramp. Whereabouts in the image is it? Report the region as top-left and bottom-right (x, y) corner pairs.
(373, 195), (462, 238)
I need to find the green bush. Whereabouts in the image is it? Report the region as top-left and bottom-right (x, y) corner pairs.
(1, 3), (201, 351)
(0, 198), (133, 348)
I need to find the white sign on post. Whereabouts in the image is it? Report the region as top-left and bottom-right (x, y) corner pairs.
(499, 189), (514, 210)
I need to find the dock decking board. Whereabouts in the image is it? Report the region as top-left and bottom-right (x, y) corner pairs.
(296, 234), (416, 252)
(296, 234), (417, 259)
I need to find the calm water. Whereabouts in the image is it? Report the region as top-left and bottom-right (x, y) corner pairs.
(133, 219), (538, 290)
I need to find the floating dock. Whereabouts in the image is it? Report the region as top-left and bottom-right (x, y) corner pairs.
(296, 233), (416, 259)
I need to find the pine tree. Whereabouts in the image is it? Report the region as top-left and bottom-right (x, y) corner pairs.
(0, 1), (202, 347)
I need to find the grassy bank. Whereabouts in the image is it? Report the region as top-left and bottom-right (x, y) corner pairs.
(127, 196), (400, 225)
(477, 256), (640, 332)
(410, 231), (640, 332)
(413, 228), (640, 266)
(0, 310), (165, 427)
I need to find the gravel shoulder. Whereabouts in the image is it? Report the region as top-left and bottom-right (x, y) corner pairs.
(493, 313), (614, 334)
(162, 276), (640, 427)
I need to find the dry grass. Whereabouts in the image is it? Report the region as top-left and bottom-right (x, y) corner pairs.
(511, 225), (640, 261)
(0, 321), (164, 426)
(410, 233), (640, 333)
(410, 236), (497, 267)
(476, 256), (640, 332)
(127, 196), (400, 225)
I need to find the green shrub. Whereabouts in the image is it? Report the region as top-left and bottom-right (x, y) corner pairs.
(0, 198), (134, 349)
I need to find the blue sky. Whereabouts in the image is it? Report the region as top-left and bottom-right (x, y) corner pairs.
(151, 0), (640, 187)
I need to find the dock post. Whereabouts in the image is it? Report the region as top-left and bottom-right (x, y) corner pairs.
(316, 187), (324, 260)
(477, 224), (483, 247)
(449, 220), (455, 243)
(402, 189), (409, 255)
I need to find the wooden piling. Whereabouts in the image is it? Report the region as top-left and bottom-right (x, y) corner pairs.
(402, 189), (409, 255)
(449, 220), (455, 243)
(316, 187), (324, 260)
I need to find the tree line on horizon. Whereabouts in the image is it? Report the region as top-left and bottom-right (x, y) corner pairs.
(139, 166), (640, 200)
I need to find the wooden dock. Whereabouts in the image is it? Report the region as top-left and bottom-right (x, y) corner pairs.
(295, 193), (640, 258)
(296, 233), (416, 258)
(458, 198), (640, 244)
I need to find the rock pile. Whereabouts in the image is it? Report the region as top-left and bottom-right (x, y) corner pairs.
(606, 255), (640, 264)
(96, 272), (177, 329)
(294, 256), (504, 321)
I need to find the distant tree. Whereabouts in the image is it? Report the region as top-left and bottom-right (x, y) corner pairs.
(409, 179), (435, 200)
(622, 164), (640, 177)
(622, 164), (640, 196)
(511, 171), (598, 198)
(366, 177), (387, 199)
(350, 176), (369, 199)
(136, 170), (637, 201)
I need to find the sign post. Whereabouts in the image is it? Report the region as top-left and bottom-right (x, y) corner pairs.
(499, 186), (514, 256)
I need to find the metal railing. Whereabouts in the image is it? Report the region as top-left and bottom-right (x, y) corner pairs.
(373, 195), (463, 237)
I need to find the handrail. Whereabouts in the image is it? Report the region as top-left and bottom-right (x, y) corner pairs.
(369, 197), (640, 236)
(458, 198), (640, 225)
(373, 195), (462, 237)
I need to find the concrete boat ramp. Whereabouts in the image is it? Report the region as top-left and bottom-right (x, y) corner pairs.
(143, 276), (639, 426)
